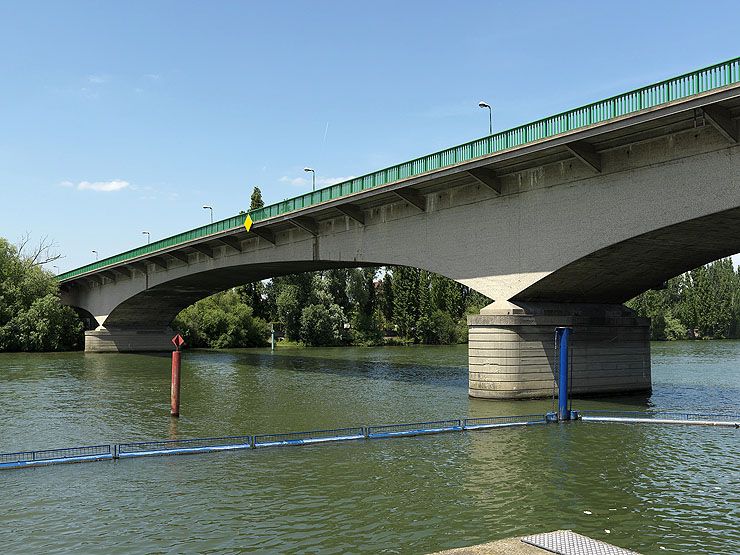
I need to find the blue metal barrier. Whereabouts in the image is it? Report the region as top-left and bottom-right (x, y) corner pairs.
(2, 409), (736, 471)
(367, 420), (462, 439)
(254, 427), (365, 448)
(117, 435), (253, 458)
(463, 414), (547, 430)
(580, 410), (739, 427)
(0, 444), (113, 469)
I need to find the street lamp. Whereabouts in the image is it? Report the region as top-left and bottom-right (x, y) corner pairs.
(304, 167), (316, 191)
(53, 265), (60, 274)
(92, 250), (98, 261)
(142, 231), (150, 244)
(478, 101), (492, 135)
(202, 205), (213, 223)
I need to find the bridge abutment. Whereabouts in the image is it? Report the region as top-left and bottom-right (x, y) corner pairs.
(467, 304), (651, 399)
(85, 328), (174, 352)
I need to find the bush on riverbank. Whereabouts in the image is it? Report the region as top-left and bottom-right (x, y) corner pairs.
(173, 289), (271, 348)
(0, 238), (83, 351)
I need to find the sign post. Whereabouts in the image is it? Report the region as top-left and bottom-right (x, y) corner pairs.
(170, 334), (186, 417)
(555, 327), (572, 421)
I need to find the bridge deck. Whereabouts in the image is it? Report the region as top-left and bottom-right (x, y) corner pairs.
(58, 57), (740, 283)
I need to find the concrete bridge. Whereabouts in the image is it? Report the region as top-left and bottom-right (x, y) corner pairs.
(59, 58), (740, 399)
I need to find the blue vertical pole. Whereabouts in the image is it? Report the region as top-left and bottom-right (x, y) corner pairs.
(556, 327), (572, 421)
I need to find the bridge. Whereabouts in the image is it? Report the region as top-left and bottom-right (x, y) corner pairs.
(59, 58), (740, 399)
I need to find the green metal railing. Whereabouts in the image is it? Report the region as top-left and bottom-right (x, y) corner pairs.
(58, 57), (740, 281)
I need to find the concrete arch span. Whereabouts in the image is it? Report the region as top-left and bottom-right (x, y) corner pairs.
(60, 102), (740, 397)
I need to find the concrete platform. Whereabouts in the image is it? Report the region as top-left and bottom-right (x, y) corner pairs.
(429, 536), (551, 555)
(429, 530), (640, 555)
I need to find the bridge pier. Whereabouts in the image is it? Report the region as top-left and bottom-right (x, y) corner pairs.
(467, 303), (651, 399)
(85, 328), (174, 352)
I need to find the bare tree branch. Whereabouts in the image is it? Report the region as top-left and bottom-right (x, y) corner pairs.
(16, 232), (65, 267)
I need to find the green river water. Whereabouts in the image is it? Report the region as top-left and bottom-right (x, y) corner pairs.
(0, 342), (738, 554)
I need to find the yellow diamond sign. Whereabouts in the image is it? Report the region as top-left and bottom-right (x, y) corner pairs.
(244, 214), (253, 232)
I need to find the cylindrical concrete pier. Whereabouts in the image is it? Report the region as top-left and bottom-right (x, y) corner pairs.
(468, 304), (651, 399)
(84, 328), (174, 352)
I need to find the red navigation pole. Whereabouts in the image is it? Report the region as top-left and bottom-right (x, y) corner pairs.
(170, 334), (186, 417)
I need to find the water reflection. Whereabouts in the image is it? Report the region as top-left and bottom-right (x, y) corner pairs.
(0, 343), (737, 553)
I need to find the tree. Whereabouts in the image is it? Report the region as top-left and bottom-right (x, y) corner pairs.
(300, 303), (347, 346)
(347, 267), (381, 343)
(0, 238), (82, 351)
(250, 186), (265, 210)
(15, 232), (63, 267)
(173, 290), (270, 348)
(276, 284), (302, 340)
(235, 281), (268, 319)
(391, 266), (420, 338)
(628, 257), (740, 340)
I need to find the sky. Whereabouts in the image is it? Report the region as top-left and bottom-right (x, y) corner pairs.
(1, 1), (738, 272)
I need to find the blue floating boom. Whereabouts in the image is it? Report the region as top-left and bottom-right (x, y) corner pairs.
(366, 419), (462, 439)
(254, 427), (365, 448)
(0, 444), (113, 470)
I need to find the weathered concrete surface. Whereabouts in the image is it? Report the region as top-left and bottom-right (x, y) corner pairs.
(84, 329), (174, 352)
(428, 536), (550, 555)
(468, 304), (651, 399)
(428, 531), (641, 554)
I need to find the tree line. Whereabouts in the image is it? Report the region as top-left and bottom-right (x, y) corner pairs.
(174, 267), (492, 348)
(627, 257), (740, 340)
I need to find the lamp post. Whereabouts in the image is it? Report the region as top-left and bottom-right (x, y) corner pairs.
(478, 101), (492, 135)
(92, 250), (98, 261)
(142, 231), (150, 244)
(304, 167), (316, 191)
(202, 205), (213, 224)
(53, 265), (60, 274)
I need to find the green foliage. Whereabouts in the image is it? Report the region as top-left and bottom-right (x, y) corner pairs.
(192, 265), (490, 348)
(0, 238), (82, 351)
(250, 186), (265, 210)
(276, 284), (302, 340)
(300, 303), (347, 346)
(391, 266), (420, 337)
(627, 258), (740, 340)
(173, 289), (270, 348)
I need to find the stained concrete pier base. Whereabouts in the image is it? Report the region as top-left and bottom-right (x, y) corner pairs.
(85, 328), (174, 352)
(468, 303), (651, 399)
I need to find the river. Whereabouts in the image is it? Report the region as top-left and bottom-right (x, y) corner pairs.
(0, 342), (738, 554)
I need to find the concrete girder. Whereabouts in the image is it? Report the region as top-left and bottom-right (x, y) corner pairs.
(289, 216), (319, 236)
(82, 275), (103, 286)
(149, 256), (168, 270)
(100, 270), (117, 282)
(466, 167), (502, 193)
(565, 140), (601, 172)
(167, 251), (190, 264)
(393, 188), (426, 211)
(249, 227), (276, 245)
(335, 203), (365, 225)
(111, 267), (132, 279)
(216, 236), (243, 253)
(191, 244), (214, 258)
(126, 261), (148, 274)
(703, 105), (738, 143)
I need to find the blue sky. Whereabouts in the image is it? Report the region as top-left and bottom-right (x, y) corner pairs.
(1, 1), (738, 272)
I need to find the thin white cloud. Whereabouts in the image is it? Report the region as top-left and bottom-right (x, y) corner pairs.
(279, 175), (356, 187)
(60, 179), (130, 192)
(87, 74), (109, 84)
